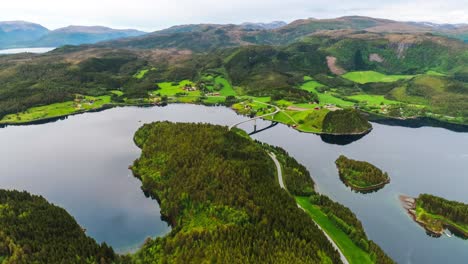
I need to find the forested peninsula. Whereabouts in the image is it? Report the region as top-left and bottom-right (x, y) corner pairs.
(401, 194), (468, 238)
(130, 122), (394, 264)
(0, 190), (120, 264)
(335, 155), (390, 192)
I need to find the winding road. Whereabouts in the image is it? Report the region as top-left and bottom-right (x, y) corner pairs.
(229, 101), (281, 130)
(268, 152), (350, 264)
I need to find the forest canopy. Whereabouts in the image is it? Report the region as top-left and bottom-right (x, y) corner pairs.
(335, 155), (390, 192)
(130, 122), (342, 263)
(0, 190), (117, 264)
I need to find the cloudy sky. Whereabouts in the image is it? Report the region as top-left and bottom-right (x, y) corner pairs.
(1, 0), (467, 31)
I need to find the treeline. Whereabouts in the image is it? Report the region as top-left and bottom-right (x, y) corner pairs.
(0, 189), (122, 264)
(131, 122), (342, 263)
(418, 194), (468, 226)
(335, 155), (389, 190)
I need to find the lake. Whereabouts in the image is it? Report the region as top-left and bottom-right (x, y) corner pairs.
(0, 104), (467, 262)
(0, 47), (56, 54)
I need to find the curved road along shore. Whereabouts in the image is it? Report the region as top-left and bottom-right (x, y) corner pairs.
(267, 152), (350, 264)
(229, 101), (281, 130)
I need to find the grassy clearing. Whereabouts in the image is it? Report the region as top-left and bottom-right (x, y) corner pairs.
(110, 90), (124, 96)
(342, 71), (413, 84)
(214, 76), (237, 96)
(261, 108), (329, 133)
(0, 95), (111, 124)
(155, 80), (201, 97)
(347, 94), (400, 106)
(134, 69), (149, 79)
(297, 109), (329, 132)
(388, 86), (430, 105)
(416, 206), (468, 235)
(296, 197), (373, 264)
(300, 81), (354, 107)
(426, 70), (446, 76)
(300, 80), (324, 92)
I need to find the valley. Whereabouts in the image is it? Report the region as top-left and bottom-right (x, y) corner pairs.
(0, 13), (467, 264)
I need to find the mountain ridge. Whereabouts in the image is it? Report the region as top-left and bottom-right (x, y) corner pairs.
(0, 21), (147, 49)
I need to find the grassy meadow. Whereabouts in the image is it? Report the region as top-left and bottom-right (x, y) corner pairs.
(296, 197), (373, 264)
(342, 71), (413, 84)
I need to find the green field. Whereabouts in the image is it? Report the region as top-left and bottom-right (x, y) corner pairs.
(300, 79), (324, 92)
(0, 95), (111, 124)
(388, 86), (430, 105)
(134, 69), (149, 79)
(296, 197), (373, 264)
(155, 80), (201, 96)
(214, 76), (237, 96)
(300, 80), (354, 107)
(343, 71), (413, 84)
(347, 94), (400, 106)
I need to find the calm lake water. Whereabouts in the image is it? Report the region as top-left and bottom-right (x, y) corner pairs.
(0, 47), (56, 54)
(1, 104), (467, 262)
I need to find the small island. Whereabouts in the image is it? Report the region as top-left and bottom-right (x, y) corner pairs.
(335, 155), (390, 192)
(400, 194), (468, 238)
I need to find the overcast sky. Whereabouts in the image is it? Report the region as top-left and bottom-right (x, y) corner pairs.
(1, 0), (467, 31)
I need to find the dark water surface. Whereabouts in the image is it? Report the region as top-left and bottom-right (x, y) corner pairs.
(1, 105), (467, 262)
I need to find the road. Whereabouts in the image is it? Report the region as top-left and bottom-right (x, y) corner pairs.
(267, 152), (350, 264)
(229, 101), (280, 130)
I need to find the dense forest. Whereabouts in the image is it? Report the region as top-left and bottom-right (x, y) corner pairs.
(322, 110), (372, 135)
(416, 194), (468, 237)
(335, 155), (390, 191)
(130, 122), (343, 263)
(0, 190), (121, 264)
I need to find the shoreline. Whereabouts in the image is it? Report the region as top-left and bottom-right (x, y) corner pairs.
(367, 113), (468, 132)
(399, 195), (468, 239)
(399, 195), (444, 237)
(339, 174), (390, 193)
(1, 99), (466, 135)
(0, 101), (374, 136)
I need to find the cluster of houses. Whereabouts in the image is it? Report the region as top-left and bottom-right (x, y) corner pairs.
(182, 84), (198, 92)
(323, 104), (341, 111)
(74, 95), (96, 109)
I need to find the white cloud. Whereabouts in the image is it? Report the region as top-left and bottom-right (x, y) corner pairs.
(1, 0), (467, 31)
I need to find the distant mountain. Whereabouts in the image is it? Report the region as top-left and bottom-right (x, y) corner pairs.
(240, 21), (287, 30)
(0, 22), (146, 49)
(0, 21), (49, 48)
(35, 26), (146, 47)
(104, 16), (468, 52)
